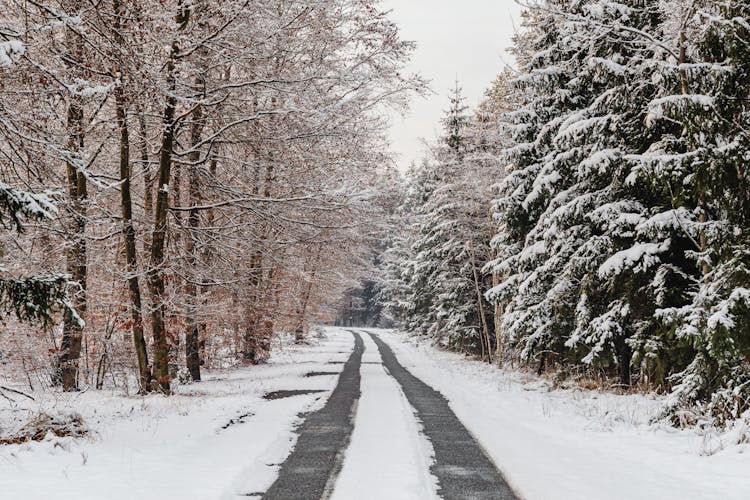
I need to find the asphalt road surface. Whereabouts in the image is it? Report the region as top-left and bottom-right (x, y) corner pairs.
(263, 331), (364, 500)
(368, 331), (517, 500)
(262, 329), (517, 500)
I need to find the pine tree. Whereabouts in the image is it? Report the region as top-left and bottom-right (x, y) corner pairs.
(644, 0), (750, 421)
(488, 1), (592, 372)
(541, 0), (677, 386)
(414, 83), (483, 351)
(0, 184), (68, 325)
(489, 0), (750, 421)
(382, 83), (499, 357)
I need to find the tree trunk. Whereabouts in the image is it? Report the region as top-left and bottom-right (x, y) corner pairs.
(493, 281), (503, 365)
(614, 335), (632, 387)
(468, 240), (492, 363)
(488, 206), (504, 366)
(295, 265), (319, 343)
(198, 157), (217, 354)
(147, 3), (189, 393)
(113, 0), (151, 393)
(148, 60), (176, 392)
(243, 159), (273, 361)
(138, 107), (154, 241)
(184, 68), (206, 382)
(56, 3), (87, 391)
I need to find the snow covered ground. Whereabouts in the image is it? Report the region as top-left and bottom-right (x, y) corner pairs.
(1, 327), (749, 500)
(371, 329), (750, 500)
(0, 331), (354, 500)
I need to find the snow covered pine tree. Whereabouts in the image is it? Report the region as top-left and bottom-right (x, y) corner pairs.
(0, 40), (68, 326)
(488, 0), (750, 422)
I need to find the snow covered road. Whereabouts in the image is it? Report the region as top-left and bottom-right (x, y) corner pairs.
(329, 332), (439, 500)
(2, 327), (749, 500)
(365, 331), (515, 500)
(263, 331), (364, 499)
(266, 329), (515, 500)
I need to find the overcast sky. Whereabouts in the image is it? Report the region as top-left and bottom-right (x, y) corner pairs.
(380, 0), (524, 172)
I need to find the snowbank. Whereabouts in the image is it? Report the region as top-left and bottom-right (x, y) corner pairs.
(0, 40), (24, 68)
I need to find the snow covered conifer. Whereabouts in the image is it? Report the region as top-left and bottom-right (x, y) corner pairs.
(537, 0), (676, 386)
(382, 82), (500, 357)
(0, 185), (67, 325)
(489, 0), (750, 416)
(488, 1), (593, 371)
(642, 0), (750, 421)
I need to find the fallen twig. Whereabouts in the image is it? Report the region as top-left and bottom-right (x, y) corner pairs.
(0, 385), (35, 401)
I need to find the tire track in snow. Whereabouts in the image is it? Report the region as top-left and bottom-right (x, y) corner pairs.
(262, 330), (363, 500)
(329, 332), (439, 500)
(366, 330), (518, 500)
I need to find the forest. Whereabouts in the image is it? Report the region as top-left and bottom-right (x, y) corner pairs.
(0, 0), (422, 394)
(0, 0), (748, 434)
(1, 1), (749, 499)
(379, 0), (750, 426)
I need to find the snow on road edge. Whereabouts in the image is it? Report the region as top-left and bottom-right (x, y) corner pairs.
(0, 329), (355, 500)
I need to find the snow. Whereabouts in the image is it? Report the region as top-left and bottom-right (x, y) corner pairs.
(636, 208), (698, 238)
(0, 330), (354, 500)
(523, 168), (561, 209)
(59, 299), (85, 328)
(0, 40), (24, 68)
(584, 2), (633, 20)
(707, 288), (750, 331)
(514, 67), (566, 85)
(65, 80), (113, 98)
(0, 183), (57, 220)
(587, 200), (645, 231)
(37, 13), (83, 32)
(556, 114), (615, 142)
(371, 329), (750, 500)
(646, 94), (716, 126)
(589, 56), (627, 76)
(330, 332), (438, 500)
(578, 148), (620, 176)
(598, 241), (669, 277)
(3, 327), (749, 500)
(518, 239), (546, 264)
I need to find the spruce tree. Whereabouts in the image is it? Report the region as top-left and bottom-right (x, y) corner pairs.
(644, 0), (750, 421)
(490, 0), (750, 420)
(542, 0), (676, 386)
(0, 184), (68, 325)
(381, 83), (498, 356)
(488, 1), (592, 371)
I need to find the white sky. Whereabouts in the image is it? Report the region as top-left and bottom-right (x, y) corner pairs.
(381, 0), (524, 171)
